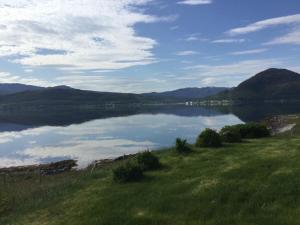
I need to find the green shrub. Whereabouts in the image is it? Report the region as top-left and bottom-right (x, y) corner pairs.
(196, 128), (222, 148)
(175, 138), (191, 154)
(225, 123), (270, 139)
(113, 162), (143, 183)
(137, 151), (160, 171)
(220, 126), (242, 143)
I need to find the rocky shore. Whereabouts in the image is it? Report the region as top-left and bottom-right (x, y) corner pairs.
(0, 153), (140, 175)
(0, 160), (77, 175)
(265, 114), (298, 135)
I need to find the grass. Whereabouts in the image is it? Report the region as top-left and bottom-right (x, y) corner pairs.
(1, 135), (300, 225)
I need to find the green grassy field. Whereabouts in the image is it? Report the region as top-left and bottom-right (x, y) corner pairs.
(1, 134), (300, 225)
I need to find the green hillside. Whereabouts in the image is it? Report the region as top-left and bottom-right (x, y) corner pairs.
(212, 68), (300, 102)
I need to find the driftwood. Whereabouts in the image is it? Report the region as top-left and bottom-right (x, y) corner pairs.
(0, 160), (77, 175)
(0, 152), (142, 175)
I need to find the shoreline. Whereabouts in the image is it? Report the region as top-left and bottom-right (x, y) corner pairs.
(2, 114), (299, 175)
(0, 153), (140, 175)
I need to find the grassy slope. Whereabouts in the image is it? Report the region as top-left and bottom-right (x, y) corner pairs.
(1, 135), (300, 225)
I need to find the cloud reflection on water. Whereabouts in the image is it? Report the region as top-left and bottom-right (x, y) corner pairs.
(0, 113), (242, 168)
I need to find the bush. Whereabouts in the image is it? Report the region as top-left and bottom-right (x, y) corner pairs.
(137, 151), (160, 171)
(196, 128), (222, 148)
(175, 138), (191, 154)
(113, 162), (143, 183)
(220, 126), (242, 143)
(225, 123), (270, 139)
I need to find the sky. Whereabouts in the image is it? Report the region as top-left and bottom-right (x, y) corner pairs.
(0, 0), (299, 93)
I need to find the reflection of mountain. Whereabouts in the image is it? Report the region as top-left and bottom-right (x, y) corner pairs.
(0, 104), (300, 132)
(139, 105), (226, 117)
(230, 104), (300, 122)
(0, 123), (32, 132)
(148, 104), (300, 123)
(0, 105), (228, 132)
(0, 108), (138, 130)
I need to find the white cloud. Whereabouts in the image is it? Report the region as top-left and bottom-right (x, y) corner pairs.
(176, 50), (199, 56)
(181, 60), (193, 64)
(0, 71), (53, 86)
(170, 25), (179, 30)
(177, 0), (212, 5)
(185, 36), (199, 41)
(228, 14), (300, 36)
(229, 48), (268, 56)
(184, 34), (208, 42)
(212, 39), (245, 43)
(55, 74), (171, 93)
(24, 69), (33, 73)
(187, 59), (282, 76)
(185, 59), (286, 87)
(0, 0), (172, 70)
(265, 28), (300, 45)
(227, 14), (300, 45)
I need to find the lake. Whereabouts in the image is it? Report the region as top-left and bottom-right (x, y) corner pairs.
(0, 104), (299, 168)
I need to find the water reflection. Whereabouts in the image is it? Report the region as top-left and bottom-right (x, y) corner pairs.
(0, 112), (241, 168)
(1, 103), (300, 168)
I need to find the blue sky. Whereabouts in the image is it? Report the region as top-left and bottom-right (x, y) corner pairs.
(0, 0), (299, 93)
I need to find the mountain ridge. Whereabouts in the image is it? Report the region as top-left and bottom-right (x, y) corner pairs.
(211, 68), (300, 102)
(143, 87), (229, 99)
(0, 83), (230, 104)
(1, 68), (300, 105)
(0, 83), (44, 95)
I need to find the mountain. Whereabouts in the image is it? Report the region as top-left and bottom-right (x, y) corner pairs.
(144, 87), (229, 99)
(2, 68), (299, 106)
(0, 84), (229, 107)
(0, 86), (167, 107)
(0, 83), (44, 95)
(213, 68), (300, 102)
(49, 85), (74, 90)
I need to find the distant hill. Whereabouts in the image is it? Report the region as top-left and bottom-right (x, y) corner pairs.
(144, 87), (229, 99)
(213, 68), (300, 102)
(0, 84), (229, 107)
(0, 86), (167, 107)
(2, 68), (300, 106)
(0, 83), (44, 95)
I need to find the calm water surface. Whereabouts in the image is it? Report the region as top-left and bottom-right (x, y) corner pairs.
(0, 110), (242, 168)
